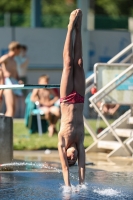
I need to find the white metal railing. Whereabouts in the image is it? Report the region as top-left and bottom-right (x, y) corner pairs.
(94, 63), (130, 85)
(120, 53), (133, 63)
(85, 43), (133, 96)
(84, 43), (133, 144)
(90, 63), (133, 104)
(89, 64), (133, 153)
(86, 73), (94, 85)
(107, 43), (133, 64)
(90, 98), (130, 154)
(97, 109), (131, 139)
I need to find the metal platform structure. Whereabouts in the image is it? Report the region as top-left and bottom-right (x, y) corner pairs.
(84, 43), (133, 158)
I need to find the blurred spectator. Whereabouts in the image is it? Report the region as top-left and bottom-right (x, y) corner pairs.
(31, 74), (60, 136)
(14, 45), (29, 86)
(97, 102), (120, 115)
(0, 41), (23, 117)
(91, 85), (120, 115)
(0, 68), (4, 111)
(14, 45), (29, 117)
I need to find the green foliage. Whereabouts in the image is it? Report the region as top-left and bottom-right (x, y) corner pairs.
(41, 0), (76, 15)
(0, 0), (133, 18)
(0, 0), (76, 27)
(0, 0), (30, 26)
(0, 0), (76, 15)
(41, 0), (76, 27)
(0, 0), (30, 14)
(0, 0), (132, 27)
(95, 15), (128, 30)
(96, 0), (133, 17)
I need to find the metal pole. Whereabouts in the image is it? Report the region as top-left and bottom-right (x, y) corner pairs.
(4, 12), (11, 27)
(31, 0), (41, 27)
(0, 115), (13, 164)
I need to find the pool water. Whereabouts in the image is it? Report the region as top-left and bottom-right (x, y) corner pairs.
(0, 163), (133, 200)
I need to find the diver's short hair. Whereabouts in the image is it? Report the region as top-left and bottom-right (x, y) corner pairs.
(68, 159), (77, 166)
(8, 41), (21, 51)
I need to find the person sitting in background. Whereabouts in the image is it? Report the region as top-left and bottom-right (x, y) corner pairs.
(31, 74), (60, 136)
(0, 41), (23, 117)
(97, 101), (120, 115)
(91, 85), (119, 115)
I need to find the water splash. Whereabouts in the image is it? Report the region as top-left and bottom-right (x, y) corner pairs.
(60, 183), (88, 194)
(0, 162), (60, 171)
(0, 162), (78, 180)
(93, 188), (121, 197)
(60, 183), (88, 200)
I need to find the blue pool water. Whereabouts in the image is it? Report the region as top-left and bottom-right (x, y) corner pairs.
(0, 163), (133, 200)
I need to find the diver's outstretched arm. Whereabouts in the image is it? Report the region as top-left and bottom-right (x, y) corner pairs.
(58, 136), (71, 186)
(77, 141), (85, 184)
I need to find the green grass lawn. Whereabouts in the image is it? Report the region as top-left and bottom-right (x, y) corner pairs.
(13, 119), (108, 150)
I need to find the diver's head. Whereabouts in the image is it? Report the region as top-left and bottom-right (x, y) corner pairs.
(66, 144), (78, 166)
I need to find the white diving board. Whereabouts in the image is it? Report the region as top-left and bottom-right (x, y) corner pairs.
(0, 84), (60, 90)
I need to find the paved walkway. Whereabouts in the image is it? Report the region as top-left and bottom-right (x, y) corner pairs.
(13, 150), (133, 172)
(14, 150), (60, 163)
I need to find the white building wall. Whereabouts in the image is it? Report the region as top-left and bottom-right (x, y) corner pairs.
(0, 27), (132, 117)
(27, 68), (62, 84)
(0, 27), (132, 83)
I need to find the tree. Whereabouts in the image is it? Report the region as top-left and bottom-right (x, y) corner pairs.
(95, 0), (133, 17)
(1, 0), (132, 28)
(0, 0), (30, 14)
(0, 0), (76, 27)
(41, 0), (76, 27)
(41, 0), (76, 15)
(0, 0), (76, 15)
(0, 0), (133, 17)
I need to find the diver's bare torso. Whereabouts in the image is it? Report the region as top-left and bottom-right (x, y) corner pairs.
(59, 103), (84, 149)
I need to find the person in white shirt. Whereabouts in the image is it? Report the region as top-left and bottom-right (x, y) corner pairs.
(14, 45), (29, 117)
(14, 45), (29, 88)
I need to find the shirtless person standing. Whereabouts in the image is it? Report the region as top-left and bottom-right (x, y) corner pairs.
(58, 9), (85, 186)
(0, 41), (22, 117)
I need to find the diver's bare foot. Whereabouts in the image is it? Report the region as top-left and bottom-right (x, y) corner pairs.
(75, 9), (82, 31)
(68, 9), (80, 30)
